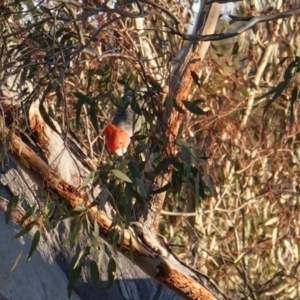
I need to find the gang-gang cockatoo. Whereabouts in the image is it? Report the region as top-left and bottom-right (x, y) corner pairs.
(104, 93), (142, 156)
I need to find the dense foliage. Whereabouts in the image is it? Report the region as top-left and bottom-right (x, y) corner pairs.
(1, 0), (300, 298)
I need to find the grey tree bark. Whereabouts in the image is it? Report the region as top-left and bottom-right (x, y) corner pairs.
(0, 160), (179, 300)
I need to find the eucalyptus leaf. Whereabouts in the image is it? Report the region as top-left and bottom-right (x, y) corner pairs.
(182, 100), (205, 115)
(111, 169), (132, 183)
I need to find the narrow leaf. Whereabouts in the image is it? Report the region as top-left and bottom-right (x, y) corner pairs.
(18, 154), (30, 169)
(256, 81), (289, 100)
(128, 162), (146, 197)
(10, 250), (23, 272)
(60, 221), (82, 247)
(111, 169), (132, 183)
(74, 92), (93, 129)
(27, 230), (41, 261)
(13, 222), (35, 239)
(68, 264), (81, 299)
(39, 101), (58, 133)
(271, 81), (290, 101)
(181, 145), (191, 178)
(90, 108), (99, 133)
(191, 71), (201, 87)
(284, 61), (296, 81)
(20, 205), (36, 225)
(150, 183), (171, 194)
(81, 171), (97, 188)
(182, 100), (205, 115)
(73, 249), (85, 269)
(146, 76), (163, 92)
(107, 257), (116, 288)
(90, 260), (100, 284)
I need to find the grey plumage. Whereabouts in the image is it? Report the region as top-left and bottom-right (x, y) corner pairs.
(111, 92), (142, 136)
(111, 106), (142, 136)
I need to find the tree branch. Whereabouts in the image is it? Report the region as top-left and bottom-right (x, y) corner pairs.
(1, 128), (224, 300)
(180, 6), (300, 42)
(133, 1), (221, 232)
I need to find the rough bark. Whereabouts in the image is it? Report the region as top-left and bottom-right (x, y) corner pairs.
(0, 181), (179, 300)
(0, 124), (223, 299)
(134, 1), (221, 231)
(0, 1), (225, 299)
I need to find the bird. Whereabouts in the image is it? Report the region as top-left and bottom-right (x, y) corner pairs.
(104, 93), (142, 156)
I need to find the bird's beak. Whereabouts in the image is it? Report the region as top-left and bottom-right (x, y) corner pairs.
(115, 147), (128, 156)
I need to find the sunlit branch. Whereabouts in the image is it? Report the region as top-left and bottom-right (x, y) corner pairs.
(180, 6), (300, 41)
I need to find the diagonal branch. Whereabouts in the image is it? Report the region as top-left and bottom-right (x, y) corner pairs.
(179, 6), (300, 42)
(1, 130), (224, 300)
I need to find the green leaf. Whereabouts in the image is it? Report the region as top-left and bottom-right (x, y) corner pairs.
(73, 249), (85, 269)
(107, 228), (119, 251)
(271, 81), (290, 101)
(191, 71), (201, 87)
(39, 101), (59, 134)
(107, 257), (116, 288)
(182, 100), (205, 115)
(128, 162), (146, 197)
(204, 174), (214, 198)
(111, 169), (132, 183)
(90, 260), (100, 285)
(155, 157), (172, 173)
(181, 145), (191, 178)
(284, 61), (296, 81)
(68, 254), (82, 299)
(146, 76), (163, 93)
(149, 182), (171, 194)
(60, 221), (82, 247)
(20, 205), (36, 225)
(81, 171), (97, 188)
(18, 154), (30, 169)
(13, 221), (35, 239)
(90, 108), (99, 133)
(27, 230), (41, 261)
(278, 56), (289, 66)
(74, 92), (93, 129)
(271, 56), (289, 80)
(176, 140), (193, 148)
(256, 81), (289, 101)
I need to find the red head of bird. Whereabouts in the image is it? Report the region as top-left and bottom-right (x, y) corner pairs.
(104, 101), (141, 156)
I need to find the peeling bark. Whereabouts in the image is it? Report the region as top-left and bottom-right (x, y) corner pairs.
(0, 2), (226, 299)
(1, 130), (223, 299)
(135, 2), (221, 233)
